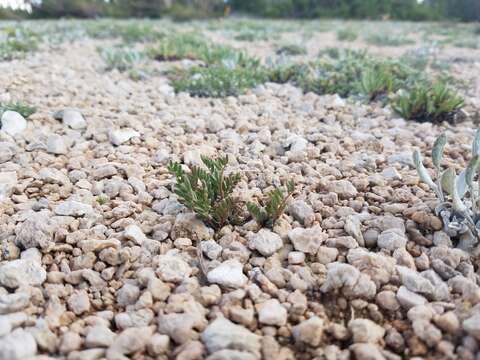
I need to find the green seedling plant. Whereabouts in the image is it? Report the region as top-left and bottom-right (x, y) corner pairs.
(0, 101), (36, 118)
(392, 81), (464, 123)
(414, 131), (480, 248)
(168, 155), (242, 230)
(247, 180), (295, 227)
(360, 66), (394, 101)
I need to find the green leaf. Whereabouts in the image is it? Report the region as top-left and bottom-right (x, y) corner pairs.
(432, 133), (446, 169)
(413, 150), (438, 192)
(472, 129), (480, 156)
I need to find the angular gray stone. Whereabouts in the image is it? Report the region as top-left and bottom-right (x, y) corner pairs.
(0, 328), (37, 360)
(396, 266), (435, 298)
(396, 286), (427, 309)
(377, 229), (407, 251)
(61, 109), (87, 129)
(257, 299), (287, 326)
(54, 200), (93, 217)
(248, 229), (283, 257)
(201, 317), (260, 355)
(109, 128), (140, 146)
(15, 211), (55, 250)
(0, 141), (16, 163)
(288, 200), (314, 226)
(155, 254), (192, 283)
(0, 259), (46, 288)
(348, 319), (385, 344)
(292, 316), (324, 347)
(463, 313), (480, 340)
(207, 260), (247, 288)
(288, 225), (327, 254)
(326, 180), (357, 199)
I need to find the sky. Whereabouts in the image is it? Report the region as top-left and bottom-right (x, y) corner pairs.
(0, 0), (30, 10)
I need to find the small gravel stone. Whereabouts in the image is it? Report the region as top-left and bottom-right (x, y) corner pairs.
(202, 317), (261, 355)
(349, 319), (385, 344)
(110, 128), (140, 146)
(207, 260), (247, 288)
(0, 328), (37, 360)
(288, 225), (327, 254)
(463, 313), (480, 340)
(0, 258), (46, 288)
(288, 200), (315, 226)
(377, 229), (407, 251)
(1, 111), (27, 136)
(326, 180), (357, 199)
(248, 229), (283, 257)
(155, 254), (192, 283)
(257, 299), (287, 326)
(60, 109), (87, 129)
(292, 316), (324, 347)
(67, 290), (91, 315)
(85, 325), (116, 348)
(54, 200), (93, 217)
(116, 283), (140, 306)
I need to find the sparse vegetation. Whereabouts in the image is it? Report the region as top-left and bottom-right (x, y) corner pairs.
(99, 47), (144, 72)
(168, 156), (242, 230)
(0, 27), (39, 60)
(276, 44), (307, 56)
(248, 180), (295, 227)
(360, 66), (395, 101)
(172, 64), (268, 97)
(337, 28), (358, 41)
(0, 101), (36, 118)
(392, 81), (464, 123)
(366, 33), (415, 46)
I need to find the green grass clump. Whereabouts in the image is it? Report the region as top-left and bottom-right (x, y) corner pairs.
(303, 49), (372, 97)
(0, 101), (36, 118)
(99, 47), (144, 72)
(234, 31), (270, 42)
(453, 37), (479, 49)
(267, 62), (310, 84)
(276, 44), (307, 56)
(337, 28), (358, 42)
(248, 180), (295, 228)
(172, 64), (268, 98)
(168, 156), (242, 230)
(301, 49), (419, 99)
(366, 33), (415, 47)
(117, 23), (164, 43)
(0, 27), (39, 61)
(147, 33), (208, 61)
(392, 82), (464, 123)
(360, 66), (395, 101)
(99, 47), (146, 80)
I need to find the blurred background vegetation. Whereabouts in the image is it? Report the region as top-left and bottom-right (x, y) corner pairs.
(0, 0), (479, 22)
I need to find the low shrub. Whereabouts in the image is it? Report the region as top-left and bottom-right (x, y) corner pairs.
(392, 81), (464, 123)
(168, 156), (242, 230)
(366, 33), (415, 47)
(172, 64), (268, 97)
(0, 27), (39, 61)
(276, 43), (307, 56)
(248, 180), (295, 227)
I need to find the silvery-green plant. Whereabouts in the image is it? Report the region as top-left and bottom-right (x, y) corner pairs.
(413, 130), (480, 247)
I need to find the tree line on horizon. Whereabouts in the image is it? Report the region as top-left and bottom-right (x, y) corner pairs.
(0, 0), (478, 22)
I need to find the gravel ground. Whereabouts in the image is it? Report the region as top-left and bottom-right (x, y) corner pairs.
(1, 19), (480, 360)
